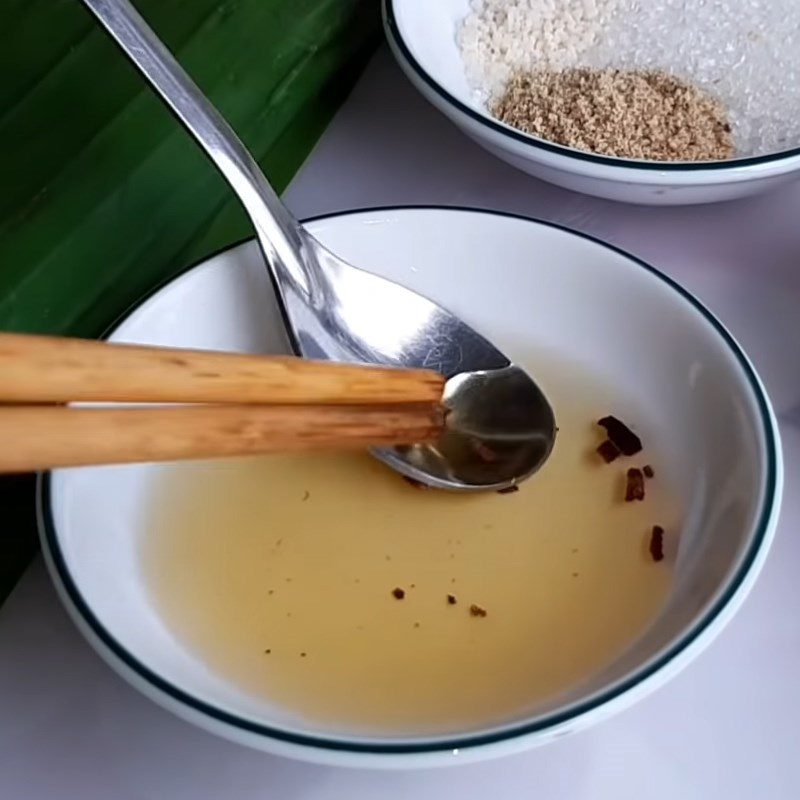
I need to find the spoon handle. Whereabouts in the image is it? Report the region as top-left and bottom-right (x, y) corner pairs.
(81, 0), (319, 301)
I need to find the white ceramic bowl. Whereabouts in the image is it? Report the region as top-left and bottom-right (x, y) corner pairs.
(38, 208), (781, 767)
(384, 0), (800, 205)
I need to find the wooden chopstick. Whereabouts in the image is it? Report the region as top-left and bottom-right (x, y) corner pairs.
(0, 403), (444, 473)
(0, 333), (444, 406)
(0, 332), (447, 473)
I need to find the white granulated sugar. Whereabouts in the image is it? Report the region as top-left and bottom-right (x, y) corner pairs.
(458, 0), (800, 157)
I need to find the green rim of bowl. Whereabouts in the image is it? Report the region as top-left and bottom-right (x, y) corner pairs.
(38, 206), (779, 756)
(383, 0), (800, 172)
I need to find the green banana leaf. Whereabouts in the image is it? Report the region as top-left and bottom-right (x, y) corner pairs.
(0, 0), (381, 604)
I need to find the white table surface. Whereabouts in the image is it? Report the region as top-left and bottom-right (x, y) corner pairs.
(2, 48), (800, 799)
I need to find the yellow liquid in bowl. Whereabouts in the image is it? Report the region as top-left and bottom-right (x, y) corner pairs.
(141, 366), (676, 734)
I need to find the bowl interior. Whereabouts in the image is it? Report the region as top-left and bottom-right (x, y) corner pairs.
(390, 0), (481, 115)
(45, 208), (774, 746)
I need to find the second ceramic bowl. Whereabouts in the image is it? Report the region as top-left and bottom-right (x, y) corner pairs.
(384, 0), (800, 205)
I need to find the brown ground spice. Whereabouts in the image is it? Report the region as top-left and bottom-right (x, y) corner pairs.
(492, 68), (734, 161)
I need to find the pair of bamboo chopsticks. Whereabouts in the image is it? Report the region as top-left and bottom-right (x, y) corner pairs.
(0, 333), (445, 473)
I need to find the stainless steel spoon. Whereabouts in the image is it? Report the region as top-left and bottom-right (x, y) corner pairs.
(81, 0), (556, 491)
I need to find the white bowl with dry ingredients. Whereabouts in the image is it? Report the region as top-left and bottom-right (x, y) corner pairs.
(384, 0), (800, 204)
(39, 207), (781, 767)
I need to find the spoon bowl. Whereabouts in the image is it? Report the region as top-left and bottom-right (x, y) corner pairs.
(298, 239), (555, 489)
(83, 0), (556, 490)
